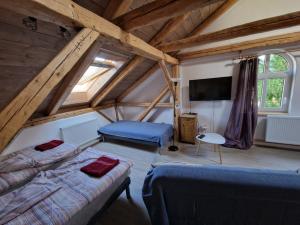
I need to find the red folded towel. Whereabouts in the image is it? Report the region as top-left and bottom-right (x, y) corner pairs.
(35, 140), (64, 151)
(80, 156), (119, 177)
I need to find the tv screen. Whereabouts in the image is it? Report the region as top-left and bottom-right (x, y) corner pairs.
(189, 76), (232, 101)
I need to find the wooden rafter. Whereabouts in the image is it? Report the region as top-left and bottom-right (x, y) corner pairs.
(150, 14), (190, 46)
(91, 15), (187, 107)
(0, 0), (177, 64)
(115, 3), (231, 102)
(160, 11), (300, 52)
(190, 0), (237, 36)
(118, 102), (172, 108)
(0, 28), (99, 151)
(114, 104), (119, 121)
(78, 68), (110, 85)
(137, 87), (169, 121)
(117, 64), (160, 102)
(96, 110), (114, 123)
(91, 61), (116, 68)
(24, 108), (95, 128)
(115, 0), (223, 31)
(178, 31), (300, 60)
(91, 56), (143, 107)
(102, 0), (133, 20)
(46, 41), (103, 115)
(24, 102), (115, 128)
(159, 60), (176, 98)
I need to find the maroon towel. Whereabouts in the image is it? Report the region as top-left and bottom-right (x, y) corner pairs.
(80, 156), (119, 177)
(35, 140), (64, 151)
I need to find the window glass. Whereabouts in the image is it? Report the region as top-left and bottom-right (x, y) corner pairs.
(269, 54), (289, 73)
(258, 55), (266, 74)
(257, 80), (263, 108)
(264, 78), (285, 109)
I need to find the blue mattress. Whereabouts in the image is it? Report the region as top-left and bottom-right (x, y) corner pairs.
(98, 120), (173, 147)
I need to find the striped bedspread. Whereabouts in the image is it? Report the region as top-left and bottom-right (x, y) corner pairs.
(1, 147), (132, 225)
(0, 143), (79, 195)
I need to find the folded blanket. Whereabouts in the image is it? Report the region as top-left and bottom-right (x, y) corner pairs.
(80, 156), (119, 177)
(35, 140), (64, 151)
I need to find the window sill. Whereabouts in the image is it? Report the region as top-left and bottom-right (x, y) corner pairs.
(258, 112), (288, 117)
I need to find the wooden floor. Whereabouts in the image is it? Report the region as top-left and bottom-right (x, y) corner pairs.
(91, 140), (300, 225)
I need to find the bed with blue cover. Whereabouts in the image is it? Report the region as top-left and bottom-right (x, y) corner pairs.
(98, 120), (173, 147)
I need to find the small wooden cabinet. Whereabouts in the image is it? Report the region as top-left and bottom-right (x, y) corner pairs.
(179, 113), (198, 144)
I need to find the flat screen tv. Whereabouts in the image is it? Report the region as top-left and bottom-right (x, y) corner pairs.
(189, 76), (232, 101)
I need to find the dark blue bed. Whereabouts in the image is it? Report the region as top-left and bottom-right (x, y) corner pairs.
(98, 120), (173, 147)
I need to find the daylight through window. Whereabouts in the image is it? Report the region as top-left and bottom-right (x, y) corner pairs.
(257, 53), (293, 113)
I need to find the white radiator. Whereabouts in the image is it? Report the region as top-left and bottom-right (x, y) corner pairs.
(60, 119), (99, 149)
(266, 115), (300, 145)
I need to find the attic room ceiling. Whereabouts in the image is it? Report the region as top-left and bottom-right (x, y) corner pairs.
(0, 0), (231, 151)
(0, 0), (227, 116)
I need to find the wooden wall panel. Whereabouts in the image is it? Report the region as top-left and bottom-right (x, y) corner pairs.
(0, 9), (74, 113)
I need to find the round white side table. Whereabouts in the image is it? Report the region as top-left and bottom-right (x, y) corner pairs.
(196, 133), (225, 164)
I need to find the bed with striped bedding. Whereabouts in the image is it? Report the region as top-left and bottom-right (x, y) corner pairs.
(0, 147), (132, 225)
(0, 143), (80, 195)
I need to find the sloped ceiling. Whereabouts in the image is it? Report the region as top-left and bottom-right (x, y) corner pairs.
(0, 0), (226, 120)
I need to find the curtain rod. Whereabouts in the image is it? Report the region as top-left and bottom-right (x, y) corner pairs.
(232, 47), (300, 61)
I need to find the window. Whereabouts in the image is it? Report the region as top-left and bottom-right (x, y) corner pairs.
(63, 55), (126, 106)
(257, 53), (293, 113)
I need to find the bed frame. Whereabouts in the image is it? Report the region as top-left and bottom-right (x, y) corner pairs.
(87, 177), (131, 225)
(101, 134), (160, 146)
(100, 134), (164, 154)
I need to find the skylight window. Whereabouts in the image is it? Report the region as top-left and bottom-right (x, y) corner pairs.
(62, 53), (126, 106)
(72, 66), (108, 93)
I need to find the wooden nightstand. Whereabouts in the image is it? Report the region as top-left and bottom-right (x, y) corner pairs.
(179, 113), (198, 144)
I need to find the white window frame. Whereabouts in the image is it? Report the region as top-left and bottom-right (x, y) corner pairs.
(257, 53), (293, 113)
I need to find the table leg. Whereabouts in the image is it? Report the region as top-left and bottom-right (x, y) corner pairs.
(217, 145), (222, 164)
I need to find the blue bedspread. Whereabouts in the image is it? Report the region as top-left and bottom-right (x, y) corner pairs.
(143, 165), (300, 225)
(98, 120), (173, 147)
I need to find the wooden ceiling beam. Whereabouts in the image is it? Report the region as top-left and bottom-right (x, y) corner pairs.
(115, 3), (230, 102)
(0, 28), (99, 151)
(91, 56), (144, 107)
(160, 11), (300, 52)
(0, 0), (178, 64)
(102, 0), (133, 20)
(115, 0), (223, 31)
(96, 110), (114, 123)
(178, 31), (300, 60)
(91, 15), (187, 107)
(115, 1), (231, 102)
(46, 41), (103, 116)
(137, 86), (169, 121)
(117, 64), (160, 102)
(190, 0), (237, 36)
(118, 102), (172, 108)
(150, 14), (189, 46)
(159, 60), (176, 98)
(24, 102), (115, 128)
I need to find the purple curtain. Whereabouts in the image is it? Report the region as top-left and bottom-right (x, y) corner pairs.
(223, 58), (258, 150)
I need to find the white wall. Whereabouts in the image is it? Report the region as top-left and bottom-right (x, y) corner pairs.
(183, 0), (300, 53)
(118, 68), (174, 124)
(180, 0), (300, 139)
(181, 54), (300, 139)
(180, 58), (236, 134)
(3, 112), (110, 155)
